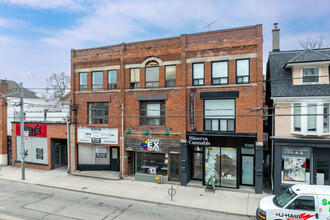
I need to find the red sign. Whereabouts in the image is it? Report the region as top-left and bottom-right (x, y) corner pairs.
(16, 123), (47, 137)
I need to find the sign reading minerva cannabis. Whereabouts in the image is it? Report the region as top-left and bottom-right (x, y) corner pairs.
(78, 128), (118, 145)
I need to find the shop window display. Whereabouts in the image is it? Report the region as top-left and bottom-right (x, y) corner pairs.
(205, 147), (237, 188)
(136, 152), (167, 176)
(281, 147), (310, 185)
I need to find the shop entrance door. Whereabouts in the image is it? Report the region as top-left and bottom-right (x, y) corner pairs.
(316, 160), (330, 185)
(169, 154), (181, 182)
(110, 147), (120, 171)
(241, 155), (254, 185)
(54, 143), (67, 168)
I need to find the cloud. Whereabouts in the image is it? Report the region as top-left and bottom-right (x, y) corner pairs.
(0, 0), (92, 10)
(0, 18), (11, 27)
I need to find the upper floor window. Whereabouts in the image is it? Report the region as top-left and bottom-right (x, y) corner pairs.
(292, 103), (330, 135)
(165, 65), (176, 87)
(130, 68), (140, 89)
(212, 61), (228, 85)
(193, 63), (204, 85)
(236, 59), (250, 84)
(108, 70), (117, 90)
(302, 67), (319, 83)
(204, 99), (235, 132)
(307, 104), (317, 132)
(88, 102), (108, 124)
(324, 104), (329, 133)
(140, 101), (165, 126)
(92, 71), (103, 91)
(79, 72), (87, 91)
(146, 61), (159, 88)
(294, 103), (301, 132)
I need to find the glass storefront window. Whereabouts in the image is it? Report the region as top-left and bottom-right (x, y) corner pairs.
(221, 147), (237, 188)
(136, 152), (167, 176)
(281, 157), (310, 184)
(205, 147), (221, 186)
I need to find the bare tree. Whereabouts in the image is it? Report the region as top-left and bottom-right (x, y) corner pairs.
(299, 35), (329, 49)
(46, 72), (70, 98)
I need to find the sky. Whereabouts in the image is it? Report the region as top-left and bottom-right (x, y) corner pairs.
(0, 0), (329, 95)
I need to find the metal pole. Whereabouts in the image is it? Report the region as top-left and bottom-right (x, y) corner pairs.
(19, 83), (25, 180)
(66, 117), (70, 174)
(121, 101), (124, 179)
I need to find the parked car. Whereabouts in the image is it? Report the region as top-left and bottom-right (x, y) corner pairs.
(256, 184), (330, 220)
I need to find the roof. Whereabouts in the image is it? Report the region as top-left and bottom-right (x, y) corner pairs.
(285, 49), (330, 66)
(292, 184), (330, 196)
(0, 79), (39, 99)
(267, 48), (330, 97)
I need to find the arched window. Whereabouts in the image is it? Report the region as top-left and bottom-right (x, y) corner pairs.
(145, 61), (159, 88)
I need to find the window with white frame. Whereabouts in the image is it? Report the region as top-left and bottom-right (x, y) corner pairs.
(204, 99), (235, 132)
(130, 68), (140, 89)
(79, 72), (87, 91)
(307, 104), (317, 132)
(236, 59), (249, 84)
(302, 67), (319, 83)
(146, 66), (159, 88)
(292, 102), (330, 135)
(165, 65), (176, 87)
(193, 63), (204, 85)
(324, 104), (329, 133)
(294, 103), (301, 132)
(108, 70), (117, 90)
(92, 71), (103, 91)
(212, 61), (228, 85)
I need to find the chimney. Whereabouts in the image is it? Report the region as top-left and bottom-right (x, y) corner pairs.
(272, 23), (280, 52)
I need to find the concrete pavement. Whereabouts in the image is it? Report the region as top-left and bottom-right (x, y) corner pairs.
(0, 166), (270, 217)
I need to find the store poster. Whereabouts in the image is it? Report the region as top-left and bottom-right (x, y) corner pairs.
(78, 128), (118, 145)
(283, 157), (306, 181)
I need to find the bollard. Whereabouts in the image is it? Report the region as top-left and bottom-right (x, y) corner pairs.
(168, 185), (176, 201)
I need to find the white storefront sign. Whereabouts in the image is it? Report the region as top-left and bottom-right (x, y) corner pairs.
(78, 128), (118, 145)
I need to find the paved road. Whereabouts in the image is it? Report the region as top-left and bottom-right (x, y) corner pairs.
(0, 179), (253, 220)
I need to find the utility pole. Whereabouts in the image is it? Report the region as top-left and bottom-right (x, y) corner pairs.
(20, 83), (25, 180)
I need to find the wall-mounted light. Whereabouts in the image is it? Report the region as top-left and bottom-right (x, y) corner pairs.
(144, 129), (149, 135)
(126, 128), (131, 134)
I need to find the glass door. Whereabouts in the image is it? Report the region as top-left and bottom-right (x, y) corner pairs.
(192, 146), (203, 180)
(316, 160), (329, 185)
(110, 147), (120, 171)
(241, 155), (254, 185)
(169, 154), (180, 182)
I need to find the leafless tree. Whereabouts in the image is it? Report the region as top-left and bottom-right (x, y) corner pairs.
(46, 72), (70, 98)
(299, 35), (329, 49)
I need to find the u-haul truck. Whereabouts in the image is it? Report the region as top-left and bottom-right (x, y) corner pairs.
(257, 185), (330, 220)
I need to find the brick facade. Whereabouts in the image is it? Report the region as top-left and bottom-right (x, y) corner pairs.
(71, 25), (264, 176)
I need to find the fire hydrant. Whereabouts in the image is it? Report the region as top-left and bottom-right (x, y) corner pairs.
(156, 175), (163, 184)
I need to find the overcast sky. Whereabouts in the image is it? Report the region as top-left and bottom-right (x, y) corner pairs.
(0, 0), (329, 94)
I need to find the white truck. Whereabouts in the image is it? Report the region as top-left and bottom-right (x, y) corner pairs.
(256, 185), (330, 220)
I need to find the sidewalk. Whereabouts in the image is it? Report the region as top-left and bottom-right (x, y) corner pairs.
(0, 166), (270, 217)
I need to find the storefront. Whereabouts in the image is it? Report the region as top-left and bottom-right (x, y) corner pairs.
(77, 127), (120, 171)
(182, 133), (262, 191)
(12, 122), (68, 170)
(272, 137), (330, 195)
(125, 137), (181, 184)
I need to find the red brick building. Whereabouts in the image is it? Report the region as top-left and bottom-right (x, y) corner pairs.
(71, 24), (264, 193)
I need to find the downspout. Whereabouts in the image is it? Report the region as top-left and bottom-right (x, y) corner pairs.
(67, 117), (70, 174)
(271, 101), (275, 191)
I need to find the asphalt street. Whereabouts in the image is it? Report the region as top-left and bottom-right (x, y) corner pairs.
(0, 179), (253, 220)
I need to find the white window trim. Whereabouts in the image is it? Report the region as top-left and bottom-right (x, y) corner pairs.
(301, 67), (320, 84)
(291, 102), (330, 136)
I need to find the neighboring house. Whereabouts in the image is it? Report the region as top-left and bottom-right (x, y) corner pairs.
(266, 24), (330, 194)
(71, 24), (264, 193)
(0, 79), (71, 170)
